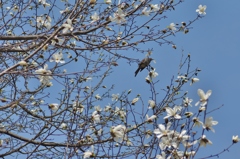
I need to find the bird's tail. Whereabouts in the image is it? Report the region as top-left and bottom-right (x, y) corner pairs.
(135, 68), (140, 77)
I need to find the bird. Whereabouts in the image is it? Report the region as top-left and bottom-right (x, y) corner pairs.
(135, 57), (153, 77)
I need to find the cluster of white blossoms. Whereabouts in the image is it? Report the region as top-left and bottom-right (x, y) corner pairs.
(167, 4), (207, 34)
(151, 88), (216, 158)
(36, 15), (51, 30)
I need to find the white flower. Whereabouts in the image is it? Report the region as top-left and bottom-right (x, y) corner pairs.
(110, 9), (126, 24)
(60, 123), (67, 130)
(153, 122), (171, 139)
(146, 114), (156, 123)
(149, 68), (158, 78)
(91, 12), (99, 22)
(159, 136), (177, 150)
(164, 106), (181, 119)
(183, 97), (193, 107)
(232, 135), (240, 143)
(112, 94), (119, 101)
(156, 152), (170, 159)
(145, 76), (151, 83)
(115, 107), (126, 120)
(104, 105), (111, 112)
(104, 0), (111, 4)
(94, 105), (102, 112)
(39, 0), (50, 8)
(18, 61), (28, 66)
(50, 52), (65, 63)
(60, 7), (69, 14)
(131, 97), (139, 105)
(72, 101), (84, 113)
(36, 16), (52, 29)
(199, 135), (212, 147)
(12, 5), (19, 11)
(148, 100), (156, 109)
(195, 89), (212, 106)
(48, 103), (59, 110)
(95, 94), (101, 100)
(192, 117), (203, 127)
(150, 4), (160, 12)
(203, 117), (218, 132)
(35, 64), (52, 84)
(168, 23), (176, 31)
(92, 111), (100, 123)
(126, 139), (133, 146)
(142, 7), (151, 16)
(196, 5), (207, 15)
(183, 140), (198, 148)
(176, 130), (190, 143)
(31, 109), (39, 114)
(83, 145), (94, 158)
(35, 64), (51, 75)
(110, 125), (126, 142)
(62, 19), (73, 33)
(190, 78), (199, 85)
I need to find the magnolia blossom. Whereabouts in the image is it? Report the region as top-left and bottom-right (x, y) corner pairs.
(91, 12), (99, 23)
(60, 123), (67, 130)
(168, 23), (176, 31)
(104, 0), (111, 4)
(232, 135), (240, 143)
(164, 106), (181, 119)
(175, 130), (190, 143)
(110, 125), (126, 142)
(48, 103), (59, 110)
(149, 68), (158, 78)
(94, 105), (102, 112)
(92, 111), (100, 123)
(146, 114), (156, 123)
(150, 4), (160, 12)
(39, 0), (50, 8)
(199, 135), (212, 147)
(62, 19), (73, 33)
(95, 94), (101, 100)
(195, 89), (212, 106)
(192, 117), (203, 127)
(190, 78), (199, 85)
(142, 7), (151, 16)
(112, 94), (119, 101)
(50, 52), (65, 63)
(110, 9), (126, 24)
(115, 107), (126, 120)
(196, 5), (207, 15)
(203, 117), (218, 132)
(18, 60), (27, 66)
(83, 146), (94, 158)
(153, 122), (171, 139)
(183, 97), (193, 107)
(35, 64), (52, 84)
(60, 7), (69, 14)
(183, 140), (198, 148)
(35, 64), (51, 75)
(72, 101), (84, 113)
(159, 136), (177, 150)
(104, 105), (111, 112)
(145, 76), (151, 83)
(156, 152), (170, 159)
(148, 100), (156, 109)
(131, 97), (139, 105)
(36, 16), (51, 29)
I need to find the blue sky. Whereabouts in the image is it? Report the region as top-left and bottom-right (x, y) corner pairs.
(107, 0), (240, 158)
(1, 0), (239, 158)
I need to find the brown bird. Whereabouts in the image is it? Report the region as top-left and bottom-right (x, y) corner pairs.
(135, 57), (153, 77)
